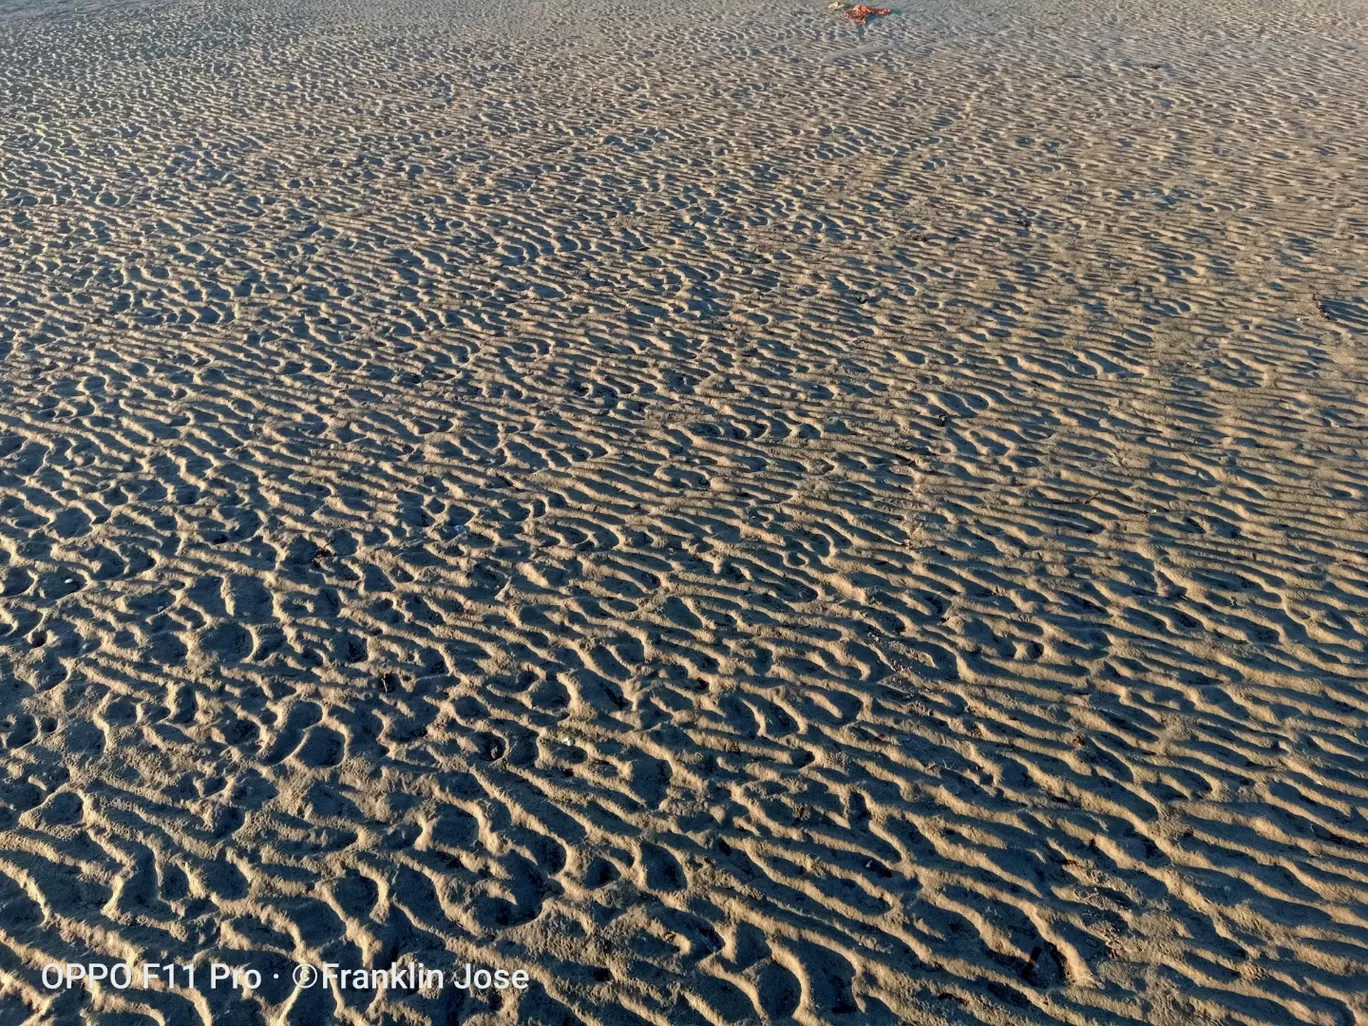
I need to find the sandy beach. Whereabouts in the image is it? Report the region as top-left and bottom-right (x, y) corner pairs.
(1, 0), (1367, 1022)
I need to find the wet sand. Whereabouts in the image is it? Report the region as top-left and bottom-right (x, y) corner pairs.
(1, 0), (1367, 1023)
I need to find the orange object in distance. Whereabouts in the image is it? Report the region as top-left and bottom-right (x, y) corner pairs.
(845, 4), (892, 23)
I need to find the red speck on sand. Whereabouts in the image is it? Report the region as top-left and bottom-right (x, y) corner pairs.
(845, 4), (892, 23)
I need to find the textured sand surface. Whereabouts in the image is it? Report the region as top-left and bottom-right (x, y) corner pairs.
(3, 0), (1368, 1023)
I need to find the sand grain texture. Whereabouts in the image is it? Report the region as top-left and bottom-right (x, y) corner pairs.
(2, 0), (1368, 1023)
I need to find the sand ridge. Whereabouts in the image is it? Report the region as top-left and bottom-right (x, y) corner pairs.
(1, 0), (1367, 1023)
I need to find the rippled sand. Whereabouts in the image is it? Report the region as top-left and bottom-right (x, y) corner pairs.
(2, 0), (1367, 1023)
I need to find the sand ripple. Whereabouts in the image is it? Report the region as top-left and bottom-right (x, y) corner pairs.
(2, 0), (1367, 1023)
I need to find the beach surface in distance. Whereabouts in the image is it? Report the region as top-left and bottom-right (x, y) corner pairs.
(1, 0), (1367, 1022)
